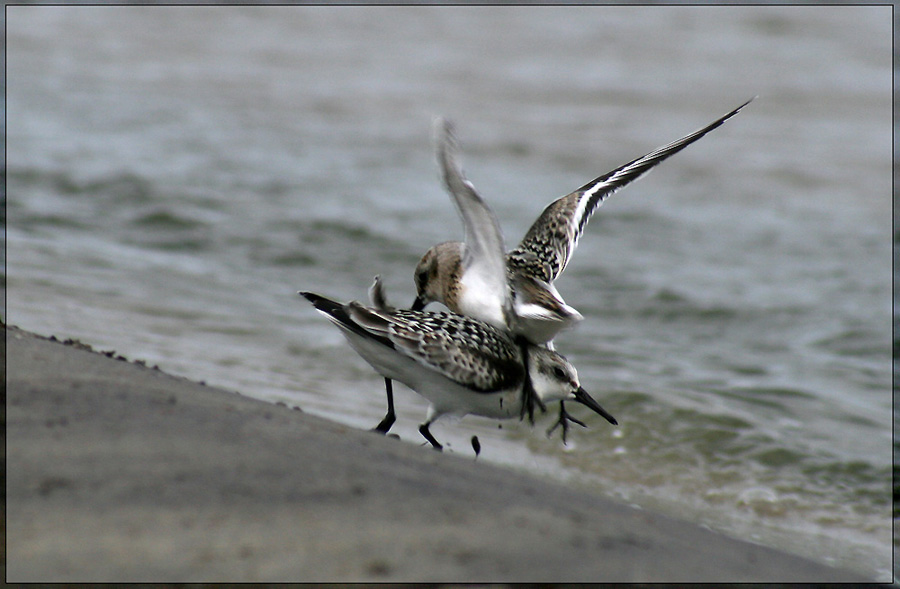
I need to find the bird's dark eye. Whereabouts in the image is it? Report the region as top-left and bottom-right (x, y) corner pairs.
(552, 366), (566, 380)
(416, 270), (429, 286)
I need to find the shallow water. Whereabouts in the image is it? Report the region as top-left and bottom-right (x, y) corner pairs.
(7, 6), (892, 581)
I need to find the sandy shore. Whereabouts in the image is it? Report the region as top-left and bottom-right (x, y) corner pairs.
(6, 325), (870, 582)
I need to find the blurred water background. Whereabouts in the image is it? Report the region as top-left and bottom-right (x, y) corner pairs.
(6, 6), (892, 581)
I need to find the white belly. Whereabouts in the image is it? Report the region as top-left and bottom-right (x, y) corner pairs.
(458, 275), (507, 329)
(338, 327), (523, 420)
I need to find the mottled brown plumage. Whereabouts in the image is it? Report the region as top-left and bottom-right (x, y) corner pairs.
(415, 99), (754, 345)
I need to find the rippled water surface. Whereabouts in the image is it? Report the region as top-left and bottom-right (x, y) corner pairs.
(7, 6), (892, 580)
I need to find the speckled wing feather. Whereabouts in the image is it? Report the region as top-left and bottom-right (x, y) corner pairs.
(508, 98), (754, 283)
(347, 301), (524, 393)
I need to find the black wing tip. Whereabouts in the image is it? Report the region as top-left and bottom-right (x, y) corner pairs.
(298, 290), (343, 314)
(300, 290), (383, 344)
(298, 290), (322, 304)
(737, 95), (757, 108)
(722, 95), (756, 121)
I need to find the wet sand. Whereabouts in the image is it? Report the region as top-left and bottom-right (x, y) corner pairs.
(6, 325), (870, 582)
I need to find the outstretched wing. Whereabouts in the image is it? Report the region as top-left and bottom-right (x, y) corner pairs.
(435, 117), (515, 327)
(508, 97), (754, 282)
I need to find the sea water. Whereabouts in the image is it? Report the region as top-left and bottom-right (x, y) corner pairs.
(6, 6), (892, 580)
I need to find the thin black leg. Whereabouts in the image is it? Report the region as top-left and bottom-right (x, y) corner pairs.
(419, 422), (443, 451)
(372, 378), (396, 434)
(546, 401), (587, 445)
(517, 341), (546, 425)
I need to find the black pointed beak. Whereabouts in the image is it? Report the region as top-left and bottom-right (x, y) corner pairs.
(573, 387), (617, 426)
(410, 296), (427, 311)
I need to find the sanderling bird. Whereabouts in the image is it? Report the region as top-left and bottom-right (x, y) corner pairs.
(299, 283), (617, 451)
(412, 98), (754, 346)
